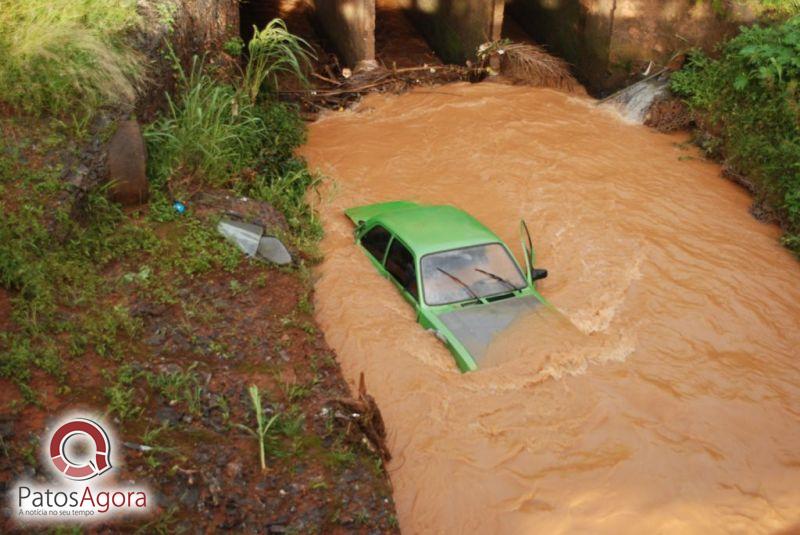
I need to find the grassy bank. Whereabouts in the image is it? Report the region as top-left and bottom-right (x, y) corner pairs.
(0, 0), (145, 117)
(671, 16), (800, 255)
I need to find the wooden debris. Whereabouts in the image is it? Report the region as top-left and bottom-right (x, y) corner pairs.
(496, 43), (582, 92)
(283, 63), (473, 112)
(327, 372), (392, 462)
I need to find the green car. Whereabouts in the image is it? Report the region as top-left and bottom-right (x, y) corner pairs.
(346, 201), (550, 372)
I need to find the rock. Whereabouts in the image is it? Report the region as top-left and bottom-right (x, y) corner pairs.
(155, 405), (181, 425)
(0, 418), (14, 439)
(131, 302), (167, 318)
(107, 120), (148, 206)
(145, 331), (166, 347)
(180, 486), (200, 508)
(194, 191), (289, 234)
(224, 461), (242, 479)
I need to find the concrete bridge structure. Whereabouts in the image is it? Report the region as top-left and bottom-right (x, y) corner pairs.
(274, 0), (756, 92)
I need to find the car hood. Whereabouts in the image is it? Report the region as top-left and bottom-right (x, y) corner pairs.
(437, 294), (543, 367)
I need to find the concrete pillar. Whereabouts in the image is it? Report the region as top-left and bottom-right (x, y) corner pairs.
(398, 0), (505, 64)
(313, 0), (376, 67)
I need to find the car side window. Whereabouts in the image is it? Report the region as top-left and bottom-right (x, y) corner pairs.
(385, 239), (418, 300)
(361, 225), (391, 263)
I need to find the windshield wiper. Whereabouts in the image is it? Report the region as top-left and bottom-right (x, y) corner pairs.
(437, 267), (480, 303)
(475, 268), (518, 291)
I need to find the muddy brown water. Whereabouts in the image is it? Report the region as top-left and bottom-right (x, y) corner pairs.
(301, 82), (800, 533)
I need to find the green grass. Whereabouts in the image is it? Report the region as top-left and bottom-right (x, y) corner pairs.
(0, 18), (323, 405)
(237, 385), (281, 471)
(170, 217), (241, 276)
(0, 0), (145, 117)
(146, 363), (203, 415)
(105, 364), (144, 420)
(757, 0), (800, 18)
(0, 150), (156, 400)
(145, 56), (273, 189)
(671, 16), (800, 255)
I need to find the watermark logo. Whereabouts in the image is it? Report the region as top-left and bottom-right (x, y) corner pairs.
(9, 412), (152, 525)
(49, 418), (112, 481)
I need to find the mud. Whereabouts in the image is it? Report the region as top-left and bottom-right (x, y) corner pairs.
(301, 82), (800, 533)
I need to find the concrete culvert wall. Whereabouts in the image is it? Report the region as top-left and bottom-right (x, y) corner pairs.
(506, 0), (757, 93)
(506, 0), (613, 92)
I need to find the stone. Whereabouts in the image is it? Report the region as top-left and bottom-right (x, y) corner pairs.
(224, 461), (242, 479)
(107, 120), (148, 206)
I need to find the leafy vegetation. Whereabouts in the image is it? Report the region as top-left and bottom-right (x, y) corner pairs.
(145, 56), (273, 188)
(145, 20), (321, 249)
(0, 146), (154, 400)
(671, 16), (800, 254)
(0, 0), (145, 117)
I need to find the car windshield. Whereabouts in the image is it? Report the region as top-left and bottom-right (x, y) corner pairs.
(421, 243), (527, 306)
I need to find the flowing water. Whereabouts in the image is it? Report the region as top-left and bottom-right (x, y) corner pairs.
(300, 82), (800, 534)
(602, 74), (670, 123)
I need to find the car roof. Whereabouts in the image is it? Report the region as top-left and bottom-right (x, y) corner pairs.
(347, 201), (502, 256)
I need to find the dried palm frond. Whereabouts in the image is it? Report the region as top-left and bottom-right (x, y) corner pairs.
(478, 39), (582, 93)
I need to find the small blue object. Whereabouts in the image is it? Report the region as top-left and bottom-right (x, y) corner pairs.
(173, 201), (186, 214)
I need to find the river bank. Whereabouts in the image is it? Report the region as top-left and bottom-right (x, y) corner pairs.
(670, 16), (800, 256)
(0, 112), (398, 531)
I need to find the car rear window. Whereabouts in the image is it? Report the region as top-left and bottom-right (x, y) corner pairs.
(361, 225), (391, 262)
(421, 243), (526, 306)
(385, 239), (418, 300)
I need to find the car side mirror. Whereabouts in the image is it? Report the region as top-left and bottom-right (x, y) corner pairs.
(531, 268), (548, 281)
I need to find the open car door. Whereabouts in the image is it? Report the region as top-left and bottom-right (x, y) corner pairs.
(520, 220), (547, 284)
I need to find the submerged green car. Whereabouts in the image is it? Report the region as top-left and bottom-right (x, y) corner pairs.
(346, 201), (550, 372)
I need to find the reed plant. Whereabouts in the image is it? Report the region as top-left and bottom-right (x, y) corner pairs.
(237, 385), (280, 471)
(145, 55), (270, 188)
(242, 18), (315, 103)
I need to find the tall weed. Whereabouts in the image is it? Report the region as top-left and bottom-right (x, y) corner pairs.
(243, 18), (315, 103)
(145, 57), (271, 188)
(0, 0), (145, 116)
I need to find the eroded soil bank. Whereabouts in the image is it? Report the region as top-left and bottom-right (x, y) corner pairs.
(0, 116), (397, 532)
(301, 82), (800, 533)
